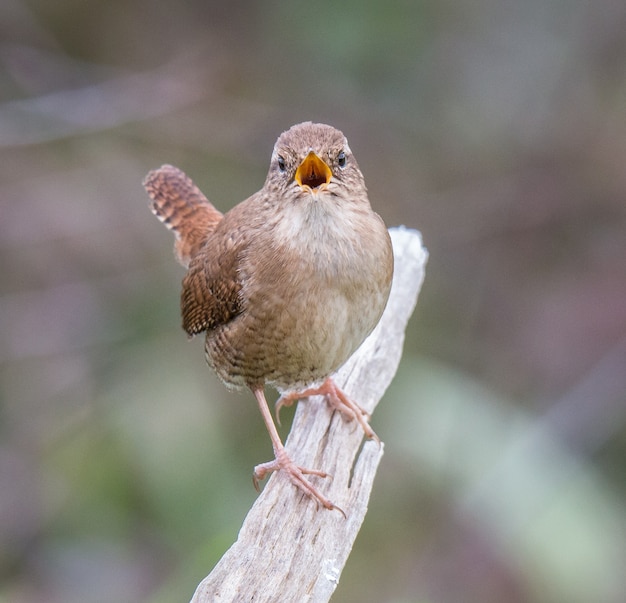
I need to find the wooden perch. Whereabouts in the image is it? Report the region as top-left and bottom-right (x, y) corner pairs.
(191, 227), (428, 603)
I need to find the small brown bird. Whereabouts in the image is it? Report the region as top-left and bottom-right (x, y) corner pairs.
(143, 122), (393, 513)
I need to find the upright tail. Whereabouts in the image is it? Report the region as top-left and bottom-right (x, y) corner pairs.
(143, 165), (223, 267)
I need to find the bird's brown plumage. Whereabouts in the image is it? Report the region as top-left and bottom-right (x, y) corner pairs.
(144, 122), (393, 513)
(143, 164), (223, 267)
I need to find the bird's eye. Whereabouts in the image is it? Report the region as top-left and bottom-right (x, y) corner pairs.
(277, 156), (286, 172)
(337, 151), (347, 168)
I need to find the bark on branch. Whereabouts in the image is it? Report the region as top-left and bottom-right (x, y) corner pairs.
(191, 227), (428, 603)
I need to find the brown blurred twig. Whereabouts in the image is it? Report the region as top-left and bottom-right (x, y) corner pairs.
(0, 48), (210, 147)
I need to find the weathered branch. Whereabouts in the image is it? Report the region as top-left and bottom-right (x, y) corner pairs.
(191, 227), (428, 603)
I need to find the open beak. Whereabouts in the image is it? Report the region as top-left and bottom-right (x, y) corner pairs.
(294, 151), (332, 192)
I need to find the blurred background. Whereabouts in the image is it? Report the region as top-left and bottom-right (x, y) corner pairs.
(1, 1), (626, 602)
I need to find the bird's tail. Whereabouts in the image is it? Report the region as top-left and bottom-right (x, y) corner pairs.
(143, 164), (223, 267)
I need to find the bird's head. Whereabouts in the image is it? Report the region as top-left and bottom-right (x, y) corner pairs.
(266, 122), (366, 202)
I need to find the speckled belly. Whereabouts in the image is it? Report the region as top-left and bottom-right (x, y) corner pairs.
(205, 277), (388, 391)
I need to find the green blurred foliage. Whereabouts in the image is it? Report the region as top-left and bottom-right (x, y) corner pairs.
(1, 0), (626, 601)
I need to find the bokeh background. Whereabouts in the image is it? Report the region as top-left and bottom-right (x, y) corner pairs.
(2, 1), (626, 602)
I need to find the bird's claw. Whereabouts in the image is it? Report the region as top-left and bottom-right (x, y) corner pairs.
(253, 452), (345, 518)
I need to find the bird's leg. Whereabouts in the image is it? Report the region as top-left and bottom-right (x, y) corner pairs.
(275, 377), (380, 443)
(252, 387), (344, 516)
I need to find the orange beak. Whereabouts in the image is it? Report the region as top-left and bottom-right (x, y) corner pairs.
(294, 151), (332, 191)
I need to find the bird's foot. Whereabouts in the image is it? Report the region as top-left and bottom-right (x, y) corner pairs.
(253, 448), (345, 517)
(275, 377), (379, 443)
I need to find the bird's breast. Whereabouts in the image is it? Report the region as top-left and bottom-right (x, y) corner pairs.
(207, 196), (393, 390)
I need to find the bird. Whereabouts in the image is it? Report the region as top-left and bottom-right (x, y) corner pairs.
(143, 122), (393, 514)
